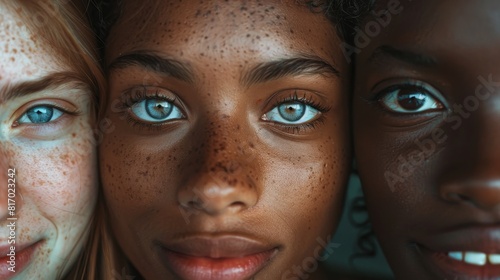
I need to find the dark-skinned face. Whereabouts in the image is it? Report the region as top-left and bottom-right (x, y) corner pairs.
(354, 0), (500, 279)
(100, 0), (351, 279)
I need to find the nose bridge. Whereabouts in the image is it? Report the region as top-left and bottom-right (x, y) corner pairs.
(177, 116), (259, 215)
(458, 98), (500, 174)
(439, 98), (500, 210)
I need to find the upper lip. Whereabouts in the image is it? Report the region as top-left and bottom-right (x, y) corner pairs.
(419, 225), (500, 254)
(160, 235), (279, 258)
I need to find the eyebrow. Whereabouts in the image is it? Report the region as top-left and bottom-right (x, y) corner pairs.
(370, 46), (438, 67)
(108, 52), (194, 83)
(242, 56), (340, 87)
(0, 72), (84, 103)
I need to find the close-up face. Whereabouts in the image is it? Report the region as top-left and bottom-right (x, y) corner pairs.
(100, 0), (350, 279)
(354, 0), (500, 279)
(0, 3), (97, 279)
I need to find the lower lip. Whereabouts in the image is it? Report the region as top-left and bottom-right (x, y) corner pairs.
(161, 248), (278, 280)
(0, 241), (41, 279)
(421, 247), (500, 280)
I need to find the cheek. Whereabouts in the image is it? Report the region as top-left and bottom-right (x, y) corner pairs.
(100, 134), (172, 211)
(13, 131), (97, 226)
(265, 135), (350, 232)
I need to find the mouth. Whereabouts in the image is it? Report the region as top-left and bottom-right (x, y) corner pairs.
(447, 251), (500, 266)
(0, 240), (43, 279)
(418, 227), (500, 280)
(158, 235), (279, 280)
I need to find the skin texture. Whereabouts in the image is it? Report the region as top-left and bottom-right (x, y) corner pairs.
(354, 0), (500, 279)
(100, 0), (351, 279)
(0, 3), (97, 279)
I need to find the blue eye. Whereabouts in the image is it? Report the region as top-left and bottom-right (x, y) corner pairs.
(17, 105), (64, 124)
(131, 98), (183, 123)
(263, 101), (320, 124)
(379, 83), (444, 113)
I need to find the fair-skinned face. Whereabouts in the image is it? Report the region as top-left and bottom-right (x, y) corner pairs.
(101, 0), (351, 279)
(0, 3), (97, 279)
(354, 0), (500, 279)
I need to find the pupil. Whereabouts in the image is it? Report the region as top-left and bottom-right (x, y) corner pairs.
(278, 102), (305, 121)
(27, 106), (53, 123)
(146, 99), (173, 119)
(397, 91), (426, 111)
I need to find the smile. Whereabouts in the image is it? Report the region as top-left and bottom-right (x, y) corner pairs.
(418, 226), (500, 279)
(448, 251), (500, 266)
(158, 235), (279, 280)
(0, 240), (42, 279)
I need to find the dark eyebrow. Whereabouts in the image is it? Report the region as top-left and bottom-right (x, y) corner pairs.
(370, 46), (437, 67)
(108, 52), (194, 83)
(242, 56), (340, 87)
(0, 72), (84, 103)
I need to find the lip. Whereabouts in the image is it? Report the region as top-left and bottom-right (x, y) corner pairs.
(0, 241), (42, 279)
(418, 226), (500, 279)
(158, 235), (279, 280)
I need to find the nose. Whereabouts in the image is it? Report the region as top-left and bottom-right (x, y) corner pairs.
(440, 180), (500, 210)
(177, 122), (259, 216)
(438, 97), (500, 211)
(177, 162), (258, 215)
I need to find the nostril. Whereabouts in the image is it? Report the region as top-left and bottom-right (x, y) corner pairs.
(457, 194), (471, 202)
(229, 201), (245, 208)
(187, 201), (197, 208)
(440, 181), (500, 210)
(442, 192), (462, 202)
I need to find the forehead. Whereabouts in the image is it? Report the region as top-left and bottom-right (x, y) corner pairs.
(107, 0), (342, 66)
(0, 4), (61, 92)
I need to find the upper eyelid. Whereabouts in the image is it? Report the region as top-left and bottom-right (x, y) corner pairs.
(373, 80), (449, 107)
(120, 87), (181, 107)
(265, 89), (331, 113)
(11, 99), (80, 124)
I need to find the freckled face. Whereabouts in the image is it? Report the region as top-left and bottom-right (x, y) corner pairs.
(101, 0), (350, 279)
(0, 4), (97, 279)
(354, 1), (500, 279)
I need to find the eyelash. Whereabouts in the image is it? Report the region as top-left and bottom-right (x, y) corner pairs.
(115, 88), (181, 131)
(115, 88), (330, 134)
(12, 104), (80, 128)
(368, 80), (447, 116)
(268, 90), (330, 134)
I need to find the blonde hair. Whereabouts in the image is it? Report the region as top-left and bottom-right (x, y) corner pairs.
(4, 0), (107, 279)
(70, 196), (126, 280)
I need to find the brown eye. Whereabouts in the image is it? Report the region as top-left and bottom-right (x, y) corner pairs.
(378, 83), (445, 113)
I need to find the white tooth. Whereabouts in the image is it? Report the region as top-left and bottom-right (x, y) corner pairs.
(464, 252), (487, 266)
(448, 251), (463, 261)
(488, 253), (500, 264)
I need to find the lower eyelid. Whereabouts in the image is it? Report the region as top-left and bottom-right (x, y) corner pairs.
(11, 113), (79, 140)
(266, 115), (326, 135)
